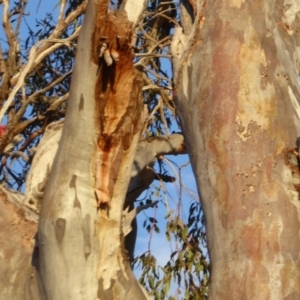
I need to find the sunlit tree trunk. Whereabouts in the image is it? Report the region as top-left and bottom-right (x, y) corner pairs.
(173, 0), (300, 298)
(36, 0), (149, 298)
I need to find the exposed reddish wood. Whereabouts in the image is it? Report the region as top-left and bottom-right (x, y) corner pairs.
(92, 6), (143, 208)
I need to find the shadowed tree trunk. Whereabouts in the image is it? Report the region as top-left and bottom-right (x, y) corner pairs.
(172, 0), (300, 299)
(0, 187), (40, 299)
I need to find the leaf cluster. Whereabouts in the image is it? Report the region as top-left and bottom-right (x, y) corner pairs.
(133, 202), (209, 300)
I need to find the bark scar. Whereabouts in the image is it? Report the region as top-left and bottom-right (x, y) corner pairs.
(92, 8), (141, 210)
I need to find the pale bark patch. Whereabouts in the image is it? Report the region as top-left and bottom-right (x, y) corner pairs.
(228, 0), (245, 9)
(283, 1), (300, 27)
(237, 18), (277, 140)
(123, 0), (147, 25)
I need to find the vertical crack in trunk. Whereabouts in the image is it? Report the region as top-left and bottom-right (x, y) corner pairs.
(91, 2), (149, 298)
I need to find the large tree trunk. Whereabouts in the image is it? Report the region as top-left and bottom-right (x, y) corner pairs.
(173, 1), (300, 299)
(36, 0), (149, 299)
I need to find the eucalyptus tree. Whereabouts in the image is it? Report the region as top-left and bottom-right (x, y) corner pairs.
(2, 0), (299, 299)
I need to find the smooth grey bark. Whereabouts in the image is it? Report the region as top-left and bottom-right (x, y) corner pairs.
(0, 130), (185, 299)
(37, 1), (149, 299)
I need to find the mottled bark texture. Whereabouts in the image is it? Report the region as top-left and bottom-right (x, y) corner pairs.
(173, 0), (300, 299)
(0, 187), (40, 300)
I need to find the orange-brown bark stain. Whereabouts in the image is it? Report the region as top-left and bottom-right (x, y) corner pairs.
(91, 2), (143, 208)
(178, 0), (300, 298)
(204, 16), (242, 214)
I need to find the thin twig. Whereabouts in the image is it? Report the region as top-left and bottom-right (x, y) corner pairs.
(142, 97), (163, 135)
(159, 101), (170, 135)
(10, 0), (87, 87)
(140, 6), (179, 28)
(58, 0), (67, 25)
(14, 1), (27, 37)
(143, 66), (172, 84)
(0, 30), (79, 123)
(14, 72), (71, 122)
(135, 53), (171, 58)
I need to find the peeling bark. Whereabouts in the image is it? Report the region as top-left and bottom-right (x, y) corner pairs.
(173, 0), (300, 299)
